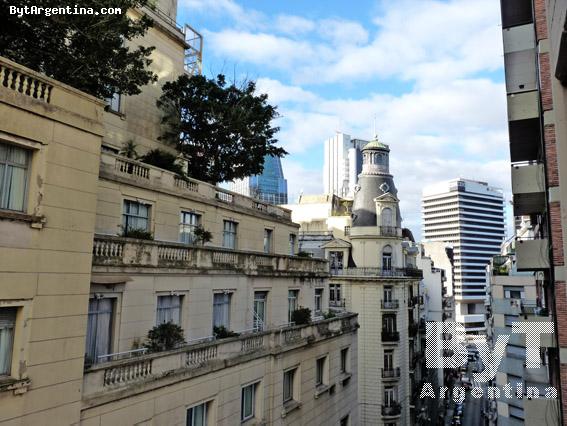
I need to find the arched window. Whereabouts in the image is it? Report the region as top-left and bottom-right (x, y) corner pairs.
(382, 245), (392, 272)
(381, 208), (393, 227)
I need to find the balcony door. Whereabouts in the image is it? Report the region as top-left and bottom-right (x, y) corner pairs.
(85, 298), (114, 365)
(384, 350), (394, 371)
(384, 387), (397, 406)
(384, 287), (393, 302)
(253, 292), (267, 331)
(382, 246), (392, 271)
(383, 315), (396, 333)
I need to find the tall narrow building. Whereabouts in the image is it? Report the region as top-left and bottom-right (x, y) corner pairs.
(422, 178), (505, 336)
(229, 155), (288, 204)
(323, 132), (368, 199)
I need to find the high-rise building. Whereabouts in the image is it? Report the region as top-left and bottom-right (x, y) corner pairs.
(495, 0), (567, 423)
(323, 132), (368, 198)
(229, 155), (288, 204)
(422, 178), (505, 335)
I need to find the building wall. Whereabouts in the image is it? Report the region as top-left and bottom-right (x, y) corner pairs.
(80, 329), (357, 426)
(0, 57), (104, 424)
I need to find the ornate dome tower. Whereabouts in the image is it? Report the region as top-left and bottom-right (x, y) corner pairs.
(351, 135), (401, 228)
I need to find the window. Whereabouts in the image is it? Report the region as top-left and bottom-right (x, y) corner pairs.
(381, 207), (393, 227)
(330, 251), (344, 271)
(316, 356), (327, 386)
(264, 229), (273, 254)
(223, 220), (238, 249)
(504, 287), (525, 299)
(288, 290), (299, 323)
(0, 308), (16, 376)
(85, 298), (114, 365)
(384, 350), (394, 371)
(241, 382), (258, 421)
(383, 315), (396, 333)
(289, 234), (296, 255)
(314, 288), (323, 313)
(213, 293), (231, 328)
(0, 142), (30, 212)
(384, 287), (393, 302)
(382, 245), (392, 271)
(384, 387), (397, 406)
(106, 92), (121, 113)
(187, 402), (209, 426)
(283, 368), (296, 403)
(340, 415), (349, 426)
(156, 295), (181, 325)
(253, 292), (267, 332)
(340, 347), (349, 373)
(122, 200), (150, 233)
(330, 284), (342, 306)
(180, 212), (201, 244)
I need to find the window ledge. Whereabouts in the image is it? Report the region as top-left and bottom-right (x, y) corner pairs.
(0, 209), (46, 228)
(0, 377), (31, 395)
(314, 384), (331, 398)
(281, 400), (301, 417)
(339, 372), (352, 386)
(105, 108), (126, 120)
(241, 418), (266, 426)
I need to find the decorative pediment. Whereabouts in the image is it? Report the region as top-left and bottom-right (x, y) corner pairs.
(374, 192), (399, 203)
(321, 238), (352, 249)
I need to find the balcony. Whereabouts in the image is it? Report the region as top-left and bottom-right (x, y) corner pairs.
(515, 237), (550, 270)
(381, 300), (399, 310)
(511, 163), (546, 215)
(381, 367), (400, 380)
(381, 403), (402, 418)
(92, 235), (329, 277)
(100, 152), (292, 222)
(381, 331), (399, 343)
(82, 314), (358, 403)
(331, 267), (423, 279)
(379, 226), (399, 237)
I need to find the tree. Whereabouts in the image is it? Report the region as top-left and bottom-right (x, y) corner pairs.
(0, 0), (157, 98)
(157, 74), (287, 184)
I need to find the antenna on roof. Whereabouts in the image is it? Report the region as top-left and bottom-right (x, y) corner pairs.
(373, 114), (378, 139)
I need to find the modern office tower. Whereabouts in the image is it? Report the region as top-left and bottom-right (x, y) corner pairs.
(229, 155), (288, 204)
(486, 225), (558, 425)
(323, 132), (368, 198)
(0, 1), (360, 425)
(498, 0), (567, 423)
(422, 179), (505, 336)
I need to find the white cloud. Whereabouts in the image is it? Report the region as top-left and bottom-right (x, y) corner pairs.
(274, 15), (316, 35)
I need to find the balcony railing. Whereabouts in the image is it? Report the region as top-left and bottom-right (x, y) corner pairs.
(82, 314), (358, 401)
(381, 300), (399, 310)
(381, 403), (402, 417)
(331, 267), (423, 279)
(92, 235), (329, 277)
(379, 226), (398, 237)
(329, 299), (346, 308)
(381, 367), (400, 379)
(381, 331), (400, 342)
(100, 152), (292, 221)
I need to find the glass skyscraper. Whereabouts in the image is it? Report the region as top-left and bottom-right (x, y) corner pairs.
(229, 155), (288, 205)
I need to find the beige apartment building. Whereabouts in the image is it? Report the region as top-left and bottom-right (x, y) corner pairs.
(286, 139), (437, 425)
(0, 0), (360, 425)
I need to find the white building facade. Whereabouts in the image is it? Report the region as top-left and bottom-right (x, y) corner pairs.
(323, 132), (368, 199)
(422, 179), (505, 336)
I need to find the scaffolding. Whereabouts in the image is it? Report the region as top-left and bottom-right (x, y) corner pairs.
(184, 24), (203, 76)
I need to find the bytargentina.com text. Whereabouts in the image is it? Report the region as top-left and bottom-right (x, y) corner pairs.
(9, 5), (122, 17)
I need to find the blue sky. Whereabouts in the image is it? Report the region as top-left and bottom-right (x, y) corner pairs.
(178, 0), (512, 239)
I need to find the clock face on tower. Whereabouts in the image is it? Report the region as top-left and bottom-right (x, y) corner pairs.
(380, 182), (390, 193)
(354, 185), (361, 193)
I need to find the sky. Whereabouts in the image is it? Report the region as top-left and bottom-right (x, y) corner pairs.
(178, 0), (512, 240)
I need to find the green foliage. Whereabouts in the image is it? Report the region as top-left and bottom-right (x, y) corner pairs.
(140, 149), (185, 176)
(213, 325), (239, 339)
(121, 227), (153, 240)
(291, 307), (311, 326)
(0, 0), (157, 98)
(193, 225), (212, 245)
(120, 140), (139, 159)
(323, 311), (336, 320)
(145, 322), (185, 352)
(157, 74), (287, 184)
